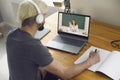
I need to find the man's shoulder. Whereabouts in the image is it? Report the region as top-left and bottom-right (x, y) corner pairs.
(7, 28), (18, 37)
(7, 28), (34, 42)
(25, 39), (42, 46)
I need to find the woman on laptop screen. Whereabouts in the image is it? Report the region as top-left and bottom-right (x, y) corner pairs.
(69, 19), (78, 32)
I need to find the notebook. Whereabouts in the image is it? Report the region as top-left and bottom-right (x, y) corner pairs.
(34, 28), (50, 40)
(47, 12), (91, 54)
(74, 46), (120, 80)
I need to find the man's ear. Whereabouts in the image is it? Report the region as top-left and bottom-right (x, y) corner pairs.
(22, 17), (36, 27)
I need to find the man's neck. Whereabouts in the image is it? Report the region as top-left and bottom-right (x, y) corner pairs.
(20, 25), (37, 37)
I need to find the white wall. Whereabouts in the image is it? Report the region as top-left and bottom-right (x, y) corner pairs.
(0, 0), (58, 27)
(71, 0), (120, 26)
(2, 0), (119, 26)
(0, 12), (3, 23)
(0, 0), (17, 26)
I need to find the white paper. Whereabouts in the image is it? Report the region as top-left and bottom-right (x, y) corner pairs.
(97, 51), (120, 80)
(74, 46), (120, 80)
(74, 46), (110, 72)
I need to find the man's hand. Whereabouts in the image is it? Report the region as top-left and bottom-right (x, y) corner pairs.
(87, 50), (100, 66)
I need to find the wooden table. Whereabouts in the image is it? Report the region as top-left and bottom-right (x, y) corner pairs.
(41, 12), (120, 80)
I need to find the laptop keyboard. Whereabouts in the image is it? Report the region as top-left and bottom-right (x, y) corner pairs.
(53, 35), (85, 47)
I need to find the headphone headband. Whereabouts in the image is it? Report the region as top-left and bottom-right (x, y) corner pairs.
(28, 0), (43, 24)
(28, 0), (41, 13)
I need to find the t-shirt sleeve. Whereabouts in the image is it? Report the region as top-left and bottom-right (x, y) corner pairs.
(28, 42), (53, 67)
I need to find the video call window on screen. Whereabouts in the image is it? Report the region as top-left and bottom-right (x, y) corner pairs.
(58, 13), (90, 37)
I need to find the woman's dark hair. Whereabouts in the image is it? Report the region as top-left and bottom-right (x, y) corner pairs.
(22, 16), (36, 27)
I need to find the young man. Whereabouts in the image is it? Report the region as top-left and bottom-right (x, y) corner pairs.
(6, 0), (100, 80)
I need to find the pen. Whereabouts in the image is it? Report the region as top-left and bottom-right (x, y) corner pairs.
(95, 49), (97, 53)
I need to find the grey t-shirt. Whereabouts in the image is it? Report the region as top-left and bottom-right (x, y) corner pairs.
(6, 29), (53, 80)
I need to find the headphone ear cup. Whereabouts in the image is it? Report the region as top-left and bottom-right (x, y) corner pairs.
(36, 14), (43, 24)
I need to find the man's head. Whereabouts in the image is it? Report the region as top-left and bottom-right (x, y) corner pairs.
(17, 0), (48, 31)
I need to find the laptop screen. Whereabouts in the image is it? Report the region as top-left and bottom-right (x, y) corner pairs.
(58, 12), (90, 37)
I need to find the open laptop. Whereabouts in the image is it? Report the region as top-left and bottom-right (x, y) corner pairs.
(47, 12), (91, 54)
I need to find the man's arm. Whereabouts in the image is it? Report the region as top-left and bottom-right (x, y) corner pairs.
(39, 51), (100, 80)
